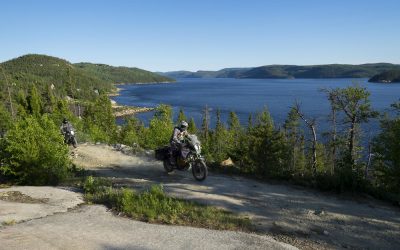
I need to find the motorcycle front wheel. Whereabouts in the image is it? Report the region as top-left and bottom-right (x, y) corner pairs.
(72, 137), (78, 148)
(192, 160), (208, 181)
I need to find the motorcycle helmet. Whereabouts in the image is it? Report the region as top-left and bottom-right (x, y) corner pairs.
(63, 118), (68, 124)
(180, 121), (188, 130)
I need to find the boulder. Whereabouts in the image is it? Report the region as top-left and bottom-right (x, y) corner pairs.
(221, 157), (234, 167)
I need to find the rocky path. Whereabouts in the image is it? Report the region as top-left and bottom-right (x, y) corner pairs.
(0, 203), (293, 250)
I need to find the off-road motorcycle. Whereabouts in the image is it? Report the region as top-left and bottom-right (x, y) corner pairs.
(64, 130), (78, 148)
(155, 134), (208, 181)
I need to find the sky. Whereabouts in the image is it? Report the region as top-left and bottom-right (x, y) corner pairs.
(1, 0), (400, 71)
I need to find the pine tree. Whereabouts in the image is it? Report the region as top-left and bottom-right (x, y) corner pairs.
(16, 89), (28, 117)
(212, 109), (229, 162)
(372, 100), (400, 193)
(145, 104), (173, 148)
(177, 108), (187, 123)
(227, 111), (243, 158)
(27, 85), (43, 117)
(0, 115), (70, 185)
(247, 107), (289, 178)
(247, 113), (253, 130)
(283, 106), (304, 173)
(83, 95), (118, 143)
(188, 117), (197, 134)
(43, 84), (56, 113)
(119, 117), (145, 148)
(328, 86), (378, 167)
(0, 102), (12, 137)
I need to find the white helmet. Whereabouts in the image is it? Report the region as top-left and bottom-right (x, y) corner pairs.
(180, 121), (188, 129)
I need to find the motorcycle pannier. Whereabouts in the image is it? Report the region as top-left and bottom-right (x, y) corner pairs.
(155, 146), (169, 161)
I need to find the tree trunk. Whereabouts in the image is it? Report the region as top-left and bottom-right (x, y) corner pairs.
(349, 118), (356, 167)
(331, 108), (337, 174)
(366, 141), (372, 178)
(311, 125), (317, 175)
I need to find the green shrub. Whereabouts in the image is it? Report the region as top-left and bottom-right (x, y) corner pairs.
(0, 115), (70, 185)
(143, 105), (173, 149)
(83, 95), (117, 144)
(118, 117), (145, 147)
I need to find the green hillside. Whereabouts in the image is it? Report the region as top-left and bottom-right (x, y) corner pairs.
(369, 70), (400, 83)
(0, 54), (112, 101)
(75, 63), (174, 84)
(0, 54), (175, 103)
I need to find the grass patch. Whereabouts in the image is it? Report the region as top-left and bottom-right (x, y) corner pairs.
(0, 191), (49, 203)
(2, 219), (16, 226)
(83, 176), (252, 231)
(0, 183), (11, 189)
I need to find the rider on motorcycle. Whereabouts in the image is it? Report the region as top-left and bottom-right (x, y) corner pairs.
(60, 118), (73, 136)
(60, 118), (76, 146)
(169, 121), (188, 164)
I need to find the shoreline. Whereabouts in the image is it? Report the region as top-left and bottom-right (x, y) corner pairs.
(112, 104), (154, 117)
(108, 86), (154, 118)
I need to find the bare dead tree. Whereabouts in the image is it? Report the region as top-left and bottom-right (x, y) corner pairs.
(327, 90), (338, 174)
(201, 105), (210, 142)
(294, 101), (317, 175)
(366, 134), (373, 178)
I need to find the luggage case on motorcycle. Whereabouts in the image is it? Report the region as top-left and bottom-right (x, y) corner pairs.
(155, 146), (169, 161)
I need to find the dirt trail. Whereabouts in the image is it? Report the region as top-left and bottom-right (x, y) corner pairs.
(74, 143), (400, 249)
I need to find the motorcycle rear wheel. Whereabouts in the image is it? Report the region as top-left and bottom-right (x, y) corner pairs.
(192, 160), (208, 181)
(163, 160), (174, 173)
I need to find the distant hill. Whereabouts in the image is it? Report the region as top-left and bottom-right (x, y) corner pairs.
(161, 68), (251, 79)
(158, 71), (197, 79)
(369, 70), (400, 83)
(244, 64), (400, 79)
(163, 63), (400, 79)
(75, 63), (174, 84)
(0, 54), (111, 100)
(0, 54), (175, 102)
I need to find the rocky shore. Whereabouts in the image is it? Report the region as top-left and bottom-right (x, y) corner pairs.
(113, 105), (154, 117)
(108, 87), (154, 117)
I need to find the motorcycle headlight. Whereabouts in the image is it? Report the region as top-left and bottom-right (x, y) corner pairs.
(194, 144), (201, 153)
(71, 131), (75, 135)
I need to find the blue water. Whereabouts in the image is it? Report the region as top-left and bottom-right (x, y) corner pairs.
(112, 78), (400, 136)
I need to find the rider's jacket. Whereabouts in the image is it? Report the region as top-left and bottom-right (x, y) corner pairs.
(60, 122), (73, 135)
(170, 127), (187, 145)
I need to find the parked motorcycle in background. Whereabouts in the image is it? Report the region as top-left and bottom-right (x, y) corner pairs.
(155, 134), (208, 181)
